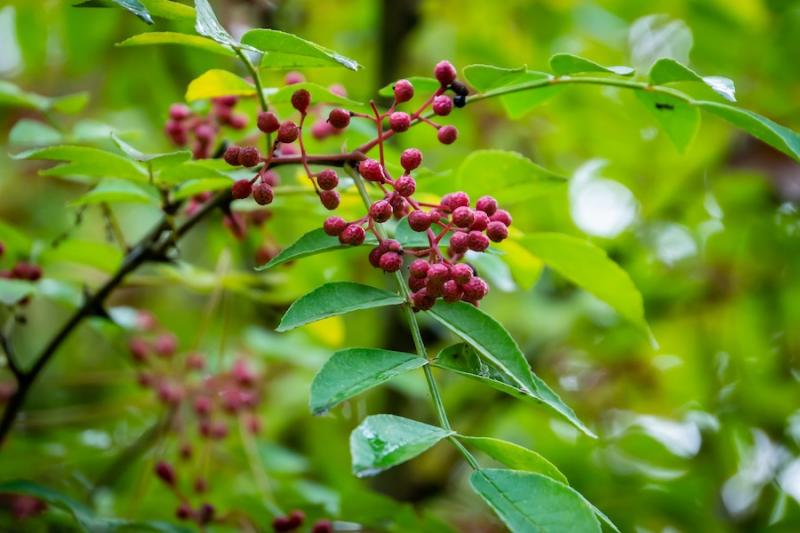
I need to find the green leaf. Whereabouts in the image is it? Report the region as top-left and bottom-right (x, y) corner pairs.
(636, 91), (700, 152)
(42, 239), (124, 273)
(268, 82), (365, 109)
(111, 133), (192, 170)
(463, 65), (562, 118)
(649, 58), (736, 102)
(71, 179), (158, 206)
(458, 436), (567, 484)
(697, 100), (800, 162)
(470, 469), (601, 533)
(0, 480), (189, 532)
(519, 233), (649, 334)
(12, 145), (149, 183)
(185, 69), (255, 102)
(495, 238), (544, 291)
(139, 0), (195, 20)
(0, 81), (88, 114)
(350, 415), (452, 477)
(0, 279), (36, 306)
(456, 150), (566, 206)
(549, 53), (634, 76)
(194, 0), (236, 47)
(9, 119), (63, 147)
(75, 0), (154, 24)
(310, 348), (426, 414)
(242, 28), (361, 71)
(117, 32), (234, 57)
(277, 282), (404, 332)
(157, 160), (228, 185)
(434, 343), (593, 437)
(173, 178), (232, 200)
(257, 228), (377, 270)
(394, 216), (451, 249)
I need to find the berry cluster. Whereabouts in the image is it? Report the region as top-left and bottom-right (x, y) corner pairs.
(127, 311), (266, 525)
(272, 510), (333, 532)
(0, 243), (43, 306)
(165, 96), (248, 159)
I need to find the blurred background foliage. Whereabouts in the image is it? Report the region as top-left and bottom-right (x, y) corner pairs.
(1, 0), (800, 531)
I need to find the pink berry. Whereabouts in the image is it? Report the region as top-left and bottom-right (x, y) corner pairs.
(231, 179), (252, 200)
(400, 148), (423, 171)
(451, 263), (473, 284)
(409, 276), (426, 291)
(434, 60), (458, 86)
(411, 289), (435, 311)
(432, 95), (453, 116)
(369, 200), (393, 223)
(467, 231), (490, 252)
(194, 396), (212, 416)
(486, 221), (509, 242)
(277, 121), (299, 144)
(285, 71), (304, 85)
(409, 259), (430, 279)
(223, 146), (241, 165)
(186, 352), (206, 370)
(394, 176), (416, 197)
(154, 333), (177, 357)
(427, 263), (450, 284)
(462, 276), (489, 300)
(312, 519), (334, 533)
(257, 111), (280, 133)
(155, 461), (176, 486)
(213, 95), (237, 107)
(291, 89), (311, 113)
(176, 502), (192, 520)
(379, 252), (403, 272)
(328, 108), (351, 129)
(368, 246), (384, 268)
(442, 280), (462, 302)
(319, 190), (340, 210)
(169, 104), (191, 120)
(228, 113), (248, 129)
(442, 191), (470, 211)
(393, 79), (414, 103)
(408, 210), (432, 232)
(490, 209), (512, 227)
(239, 146), (261, 167)
(359, 159), (384, 182)
(389, 111), (411, 132)
(252, 182), (274, 205)
(128, 338), (149, 362)
(194, 124), (215, 144)
(470, 211), (490, 231)
(323, 216), (347, 236)
(260, 169), (280, 186)
(311, 120), (336, 140)
(437, 125), (458, 144)
(449, 231), (469, 254)
(451, 206), (474, 228)
(317, 169), (339, 190)
(476, 195), (498, 216)
(339, 224), (366, 245)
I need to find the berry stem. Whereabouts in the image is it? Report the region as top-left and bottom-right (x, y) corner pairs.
(233, 46), (271, 147)
(238, 413), (283, 516)
(345, 164), (480, 471)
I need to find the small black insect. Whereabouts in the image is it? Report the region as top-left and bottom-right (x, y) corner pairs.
(655, 102), (675, 110)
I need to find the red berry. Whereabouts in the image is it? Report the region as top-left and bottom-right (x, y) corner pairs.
(128, 338), (149, 362)
(323, 216), (347, 236)
(359, 159), (384, 182)
(411, 289), (436, 311)
(408, 210), (432, 232)
(229, 113), (248, 130)
(288, 510), (305, 528)
(210, 420), (228, 440)
(186, 352), (206, 370)
(432, 95), (453, 116)
(194, 477), (208, 493)
(176, 502), (192, 520)
(379, 252), (403, 272)
(476, 195), (498, 216)
(154, 333), (177, 357)
(394, 176), (416, 197)
(198, 503), (215, 525)
(389, 111), (411, 132)
(338, 224), (366, 245)
(157, 381), (183, 404)
(369, 200), (393, 223)
(261, 169), (280, 187)
(368, 246), (384, 268)
(319, 190), (340, 210)
(442, 280), (462, 302)
(239, 146), (261, 167)
(312, 519), (334, 533)
(409, 276), (426, 291)
(0, 241), (4, 258)
(462, 276), (489, 300)
(223, 146), (241, 165)
(169, 104), (191, 120)
(437, 125), (458, 144)
(451, 206), (474, 228)
(257, 111), (280, 133)
(490, 209), (512, 227)
(317, 169), (339, 190)
(427, 263), (450, 284)
(155, 461), (176, 486)
(469, 211), (490, 231)
(486, 221), (509, 242)
(194, 396), (212, 416)
(449, 231), (469, 254)
(194, 124), (215, 144)
(442, 191), (470, 211)
(232, 179), (253, 199)
(434, 60), (457, 86)
(311, 120), (335, 140)
(451, 263), (473, 284)
(291, 89), (311, 113)
(253, 182), (274, 205)
(214, 95), (238, 107)
(393, 79), (414, 103)
(400, 148), (423, 172)
(277, 121), (299, 144)
(409, 259), (430, 279)
(273, 516), (293, 532)
(328, 108), (351, 129)
(467, 231), (490, 252)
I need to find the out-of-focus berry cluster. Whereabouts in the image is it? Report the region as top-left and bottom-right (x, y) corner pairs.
(165, 96), (248, 159)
